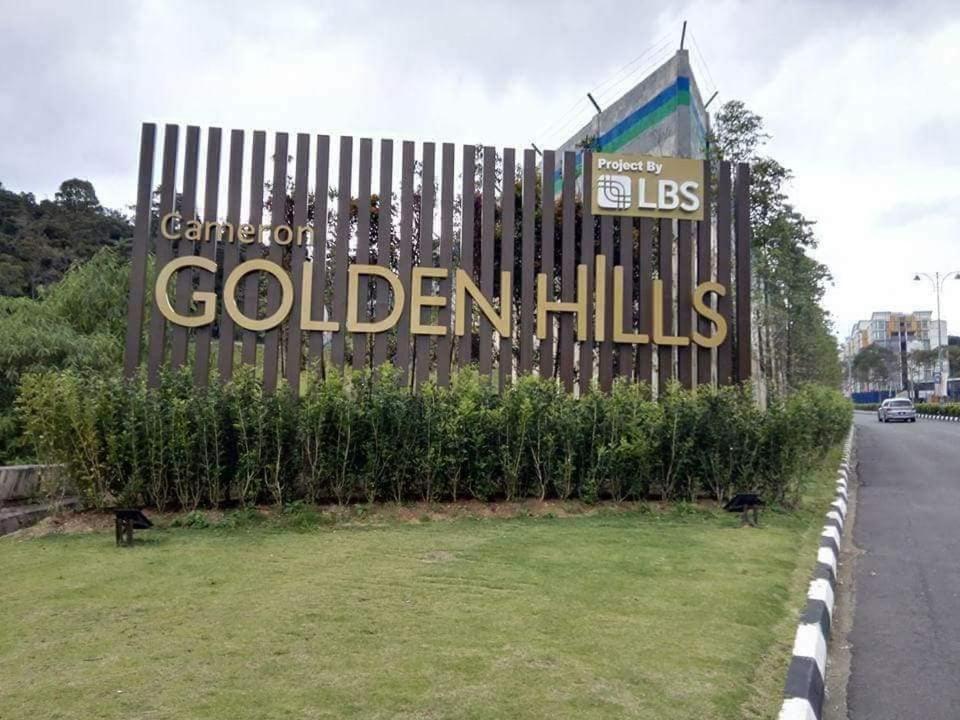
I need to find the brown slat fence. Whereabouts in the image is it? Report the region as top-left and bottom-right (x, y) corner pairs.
(124, 123), (751, 395)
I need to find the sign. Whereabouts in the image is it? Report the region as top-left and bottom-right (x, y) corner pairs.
(591, 152), (704, 220)
(123, 124), (753, 394)
(160, 212), (314, 247)
(154, 254), (729, 350)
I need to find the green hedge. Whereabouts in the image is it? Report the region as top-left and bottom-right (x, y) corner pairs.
(915, 402), (960, 417)
(856, 402), (960, 416)
(17, 367), (851, 510)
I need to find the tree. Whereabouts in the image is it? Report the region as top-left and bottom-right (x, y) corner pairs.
(0, 179), (132, 297)
(710, 101), (842, 394)
(851, 345), (897, 388)
(950, 347), (960, 377)
(55, 179), (101, 211)
(909, 348), (938, 378)
(0, 248), (134, 462)
(912, 346), (960, 378)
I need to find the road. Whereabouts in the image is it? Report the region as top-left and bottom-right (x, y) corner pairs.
(847, 413), (960, 720)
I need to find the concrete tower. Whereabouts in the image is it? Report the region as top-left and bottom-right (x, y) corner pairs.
(553, 49), (709, 194)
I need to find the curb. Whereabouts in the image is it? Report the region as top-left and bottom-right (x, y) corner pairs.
(777, 428), (854, 720)
(917, 413), (960, 422)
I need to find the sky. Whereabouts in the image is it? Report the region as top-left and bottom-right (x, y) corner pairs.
(1, 0), (958, 341)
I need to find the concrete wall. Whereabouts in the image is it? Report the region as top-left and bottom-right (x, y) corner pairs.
(0, 464), (61, 504)
(0, 465), (73, 535)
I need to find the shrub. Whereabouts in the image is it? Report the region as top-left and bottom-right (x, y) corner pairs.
(356, 365), (419, 503)
(224, 367), (297, 507)
(445, 369), (500, 501)
(691, 384), (763, 503)
(299, 368), (357, 504)
(172, 510), (211, 529)
(654, 382), (700, 501)
(915, 402), (960, 417)
(16, 367), (852, 509)
(0, 249), (140, 464)
(596, 380), (660, 501)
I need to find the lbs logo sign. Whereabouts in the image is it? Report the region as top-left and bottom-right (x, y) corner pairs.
(592, 152), (704, 220)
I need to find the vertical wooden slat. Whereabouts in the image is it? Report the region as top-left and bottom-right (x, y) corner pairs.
(414, 142), (436, 388)
(676, 219), (693, 389)
(657, 218), (674, 393)
(598, 215), (614, 391)
(735, 163), (752, 383)
(262, 132), (288, 393)
(330, 136), (353, 373)
(559, 151), (576, 392)
(538, 151), (556, 379)
(604, 220), (615, 381)
(286, 133), (310, 392)
(147, 125), (180, 386)
(123, 123), (156, 378)
(170, 126), (200, 370)
(217, 130), (244, 383)
(499, 148), (516, 391)
(193, 128), (222, 387)
(578, 151), (595, 395)
(353, 138), (374, 372)
(716, 161), (733, 385)
(618, 217), (634, 380)
(241, 131), (266, 368)
(457, 145), (476, 369)
(307, 135), (330, 369)
(697, 159), (713, 386)
(478, 146), (496, 377)
(436, 143), (455, 386)
(372, 139), (393, 370)
(635, 218), (654, 385)
(519, 149), (536, 376)
(395, 140), (415, 383)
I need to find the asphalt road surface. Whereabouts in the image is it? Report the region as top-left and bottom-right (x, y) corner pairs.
(848, 413), (960, 720)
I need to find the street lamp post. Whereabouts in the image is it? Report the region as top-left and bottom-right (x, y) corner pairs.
(912, 271), (960, 397)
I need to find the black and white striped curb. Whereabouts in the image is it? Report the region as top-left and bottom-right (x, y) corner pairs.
(777, 428), (854, 720)
(917, 413), (960, 422)
(853, 409), (960, 422)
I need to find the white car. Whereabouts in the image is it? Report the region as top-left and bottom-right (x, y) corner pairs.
(878, 398), (917, 423)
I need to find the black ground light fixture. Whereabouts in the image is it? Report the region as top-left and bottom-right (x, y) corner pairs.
(723, 494), (765, 526)
(114, 508), (153, 546)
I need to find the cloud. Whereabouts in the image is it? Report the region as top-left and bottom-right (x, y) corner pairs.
(1, 0), (958, 336)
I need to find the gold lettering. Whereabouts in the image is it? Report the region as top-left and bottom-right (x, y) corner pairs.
(184, 220), (202, 242)
(154, 256), (217, 328)
(691, 281), (728, 348)
(613, 266), (649, 343)
(346, 264), (404, 333)
(274, 225), (293, 246)
(454, 269), (511, 337)
(300, 262), (339, 332)
(223, 259), (294, 332)
(219, 222), (235, 244)
(536, 265), (588, 340)
(296, 226), (312, 246)
(204, 221), (218, 242)
(160, 212), (181, 240)
(238, 224), (256, 244)
(411, 267), (449, 336)
(652, 278), (689, 346)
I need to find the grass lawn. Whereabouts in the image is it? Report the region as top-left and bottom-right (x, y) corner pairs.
(0, 450), (840, 720)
